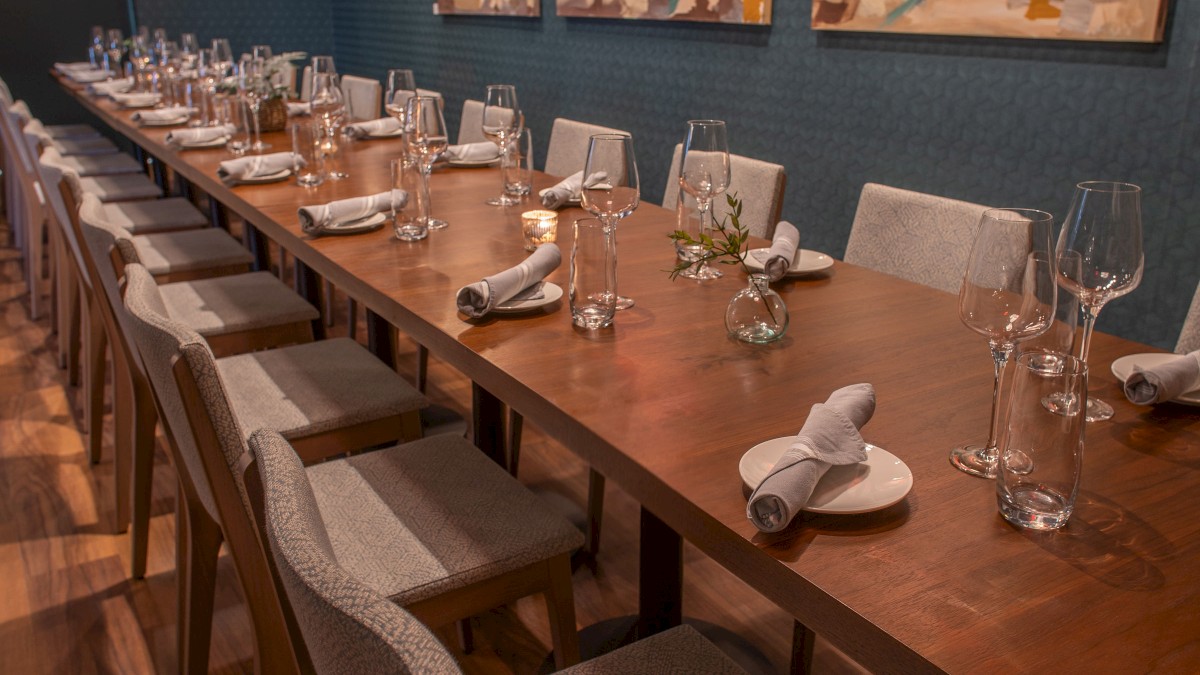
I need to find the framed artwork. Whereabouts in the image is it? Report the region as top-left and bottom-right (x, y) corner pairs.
(555, 0), (772, 25)
(811, 0), (1168, 43)
(434, 0), (540, 16)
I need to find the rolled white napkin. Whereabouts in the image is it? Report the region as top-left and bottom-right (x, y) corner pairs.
(1123, 351), (1200, 405)
(111, 92), (162, 107)
(746, 384), (876, 533)
(69, 69), (111, 83)
(344, 117), (402, 139)
(299, 191), (405, 235)
(444, 142), (500, 163)
(133, 106), (195, 123)
(88, 78), (134, 96)
(55, 62), (95, 72)
(539, 171), (608, 210)
(749, 221), (800, 282)
(166, 124), (236, 146)
(456, 244), (561, 318)
(286, 101), (311, 117)
(217, 152), (300, 185)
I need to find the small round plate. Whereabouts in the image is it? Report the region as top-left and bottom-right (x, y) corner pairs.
(367, 128), (405, 139)
(448, 157), (500, 168)
(118, 96), (162, 109)
(1111, 353), (1200, 405)
(739, 438), (913, 514)
(179, 136), (230, 149)
(744, 248), (835, 277)
(237, 169), (292, 185)
(141, 116), (190, 127)
(492, 282), (563, 314)
(321, 212), (387, 235)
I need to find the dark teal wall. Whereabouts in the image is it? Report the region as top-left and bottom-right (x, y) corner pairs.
(133, 0), (335, 63)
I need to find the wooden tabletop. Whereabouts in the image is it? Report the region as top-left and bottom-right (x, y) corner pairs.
(59, 76), (1200, 673)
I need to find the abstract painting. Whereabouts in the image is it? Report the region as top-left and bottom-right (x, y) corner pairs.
(811, 0), (1167, 43)
(435, 0), (540, 17)
(555, 0), (772, 25)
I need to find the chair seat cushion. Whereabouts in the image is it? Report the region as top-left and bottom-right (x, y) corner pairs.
(55, 152), (142, 176)
(306, 434), (584, 606)
(78, 174), (162, 201)
(44, 123), (101, 139)
(220, 337), (426, 440)
(134, 228), (253, 276)
(159, 271), (318, 336)
(102, 197), (208, 233)
(53, 136), (118, 156)
(562, 625), (746, 674)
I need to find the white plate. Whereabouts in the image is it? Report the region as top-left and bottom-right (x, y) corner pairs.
(367, 129), (405, 139)
(447, 157), (500, 168)
(1111, 353), (1200, 405)
(321, 212), (387, 235)
(141, 116), (190, 127)
(117, 96), (162, 109)
(179, 136), (230, 149)
(236, 169), (292, 185)
(739, 438), (913, 515)
(492, 282), (563, 314)
(744, 248), (835, 277)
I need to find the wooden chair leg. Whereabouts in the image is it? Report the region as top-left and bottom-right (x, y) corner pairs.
(66, 279), (84, 387)
(545, 554), (580, 669)
(129, 374), (157, 579)
(456, 619), (474, 654)
(57, 263), (79, 369)
(586, 470), (606, 559)
(177, 485), (222, 675)
(113, 349), (135, 534)
(83, 297), (107, 463)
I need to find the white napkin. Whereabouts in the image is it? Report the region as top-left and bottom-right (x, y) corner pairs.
(539, 171), (608, 210)
(299, 191), (405, 235)
(286, 101), (311, 117)
(456, 244), (561, 318)
(746, 384), (876, 533)
(111, 92), (162, 107)
(166, 124), (236, 146)
(444, 142), (500, 163)
(344, 117), (402, 139)
(218, 152), (300, 184)
(133, 106), (195, 123)
(749, 221), (800, 281)
(55, 62), (95, 72)
(1123, 351), (1200, 405)
(88, 78), (134, 96)
(69, 69), (111, 83)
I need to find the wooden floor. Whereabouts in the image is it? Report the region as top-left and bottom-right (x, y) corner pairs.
(0, 217), (867, 674)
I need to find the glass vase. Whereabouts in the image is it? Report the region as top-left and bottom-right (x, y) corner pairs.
(725, 273), (788, 344)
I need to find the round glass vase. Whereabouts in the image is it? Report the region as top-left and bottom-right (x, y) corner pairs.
(725, 274), (788, 344)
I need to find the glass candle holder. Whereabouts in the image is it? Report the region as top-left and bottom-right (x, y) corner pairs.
(522, 210), (558, 251)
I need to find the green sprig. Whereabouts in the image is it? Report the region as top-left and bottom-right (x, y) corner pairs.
(666, 193), (751, 280)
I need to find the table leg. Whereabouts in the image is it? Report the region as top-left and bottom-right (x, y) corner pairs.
(244, 224), (270, 272)
(638, 506), (682, 637)
(471, 382), (506, 467)
(366, 309), (394, 368)
(790, 619), (816, 675)
(293, 259), (326, 340)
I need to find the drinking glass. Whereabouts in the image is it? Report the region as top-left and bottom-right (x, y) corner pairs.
(504, 128), (533, 196)
(481, 84), (522, 206)
(391, 157), (427, 241)
(195, 48), (218, 127)
(570, 218), (616, 329)
(406, 95), (449, 230)
(89, 26), (105, 68)
(1055, 181), (1144, 422)
(129, 35), (155, 92)
(106, 29), (124, 79)
(384, 69), (417, 121)
(291, 122), (325, 187)
(238, 58), (271, 152)
(310, 72), (347, 178)
(180, 33), (200, 70)
(997, 352), (1088, 530)
(580, 133), (639, 311)
(950, 208), (1057, 479)
(677, 120), (731, 280)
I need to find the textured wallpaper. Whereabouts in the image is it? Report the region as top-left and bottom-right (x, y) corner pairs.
(133, 0), (334, 61)
(134, 0), (1199, 348)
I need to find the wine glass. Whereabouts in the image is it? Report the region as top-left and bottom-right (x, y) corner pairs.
(89, 26), (105, 68)
(238, 58), (271, 152)
(384, 69), (417, 121)
(950, 208), (1057, 479)
(677, 120), (731, 280)
(210, 38), (234, 78)
(130, 34), (155, 92)
(1055, 181), (1144, 422)
(481, 84), (522, 206)
(106, 29), (124, 79)
(180, 33), (199, 69)
(580, 133), (640, 311)
(310, 72), (347, 179)
(406, 96), (450, 231)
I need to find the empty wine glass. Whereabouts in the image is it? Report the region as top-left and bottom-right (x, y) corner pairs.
(950, 208), (1057, 479)
(581, 133), (640, 311)
(106, 29), (124, 79)
(677, 120), (731, 280)
(407, 95), (450, 231)
(179, 33), (199, 70)
(384, 69), (417, 121)
(481, 84), (522, 206)
(238, 58), (271, 152)
(1055, 181), (1144, 422)
(210, 39), (234, 78)
(310, 71), (348, 179)
(89, 26), (105, 68)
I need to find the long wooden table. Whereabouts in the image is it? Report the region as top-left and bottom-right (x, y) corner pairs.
(59, 76), (1200, 673)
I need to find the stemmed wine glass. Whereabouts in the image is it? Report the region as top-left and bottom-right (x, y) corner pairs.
(310, 67), (348, 179)
(238, 58), (271, 152)
(481, 84), (522, 206)
(89, 26), (105, 68)
(384, 69), (417, 121)
(1055, 181), (1144, 422)
(180, 33), (199, 70)
(406, 95), (450, 231)
(106, 29), (124, 79)
(210, 39), (234, 79)
(677, 120), (731, 280)
(950, 208), (1057, 479)
(580, 133), (640, 311)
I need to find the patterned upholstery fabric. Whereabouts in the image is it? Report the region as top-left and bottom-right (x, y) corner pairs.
(661, 143), (786, 239)
(77, 173), (163, 201)
(844, 183), (990, 294)
(456, 99), (486, 145)
(44, 124), (102, 140)
(543, 118), (629, 177)
(100, 198), (209, 234)
(339, 75), (382, 122)
(26, 141), (141, 176)
(250, 429), (464, 675)
(218, 338), (427, 440)
(1176, 282), (1200, 354)
(157, 272), (319, 336)
(561, 625), (746, 675)
(130, 229), (253, 276)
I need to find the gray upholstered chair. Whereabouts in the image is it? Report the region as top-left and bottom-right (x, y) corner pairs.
(23, 118), (117, 155)
(661, 143), (787, 239)
(38, 146), (161, 201)
(339, 74), (382, 121)
(843, 182), (990, 294)
(1177, 282), (1200, 354)
(543, 118), (629, 177)
(6, 97), (101, 139)
(251, 428), (746, 674)
(457, 99), (486, 144)
(24, 127), (141, 175)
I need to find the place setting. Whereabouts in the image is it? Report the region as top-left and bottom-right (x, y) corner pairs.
(217, 151), (298, 185)
(455, 243), (564, 319)
(1115, 350), (1200, 406)
(344, 116), (404, 140)
(166, 124), (235, 149)
(298, 190), (402, 237)
(133, 105), (195, 126)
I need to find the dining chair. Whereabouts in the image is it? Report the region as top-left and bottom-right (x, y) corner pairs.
(1176, 281), (1200, 354)
(250, 430), (746, 673)
(0, 100), (52, 319)
(661, 144), (787, 239)
(457, 99), (486, 144)
(24, 118), (117, 156)
(24, 126), (142, 175)
(339, 74), (383, 122)
(121, 262), (581, 673)
(6, 97), (102, 140)
(843, 182), (990, 294)
(543, 118), (629, 177)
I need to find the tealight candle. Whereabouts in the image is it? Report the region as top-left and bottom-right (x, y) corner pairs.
(521, 210), (558, 251)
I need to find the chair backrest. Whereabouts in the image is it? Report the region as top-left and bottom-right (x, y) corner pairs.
(661, 144), (787, 239)
(272, 62), (297, 97)
(457, 99), (486, 145)
(248, 429), (463, 675)
(1, 102), (47, 241)
(0, 76), (12, 105)
(339, 74), (382, 122)
(300, 65), (313, 102)
(543, 117), (629, 177)
(1177, 282), (1200, 354)
(843, 183), (990, 294)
